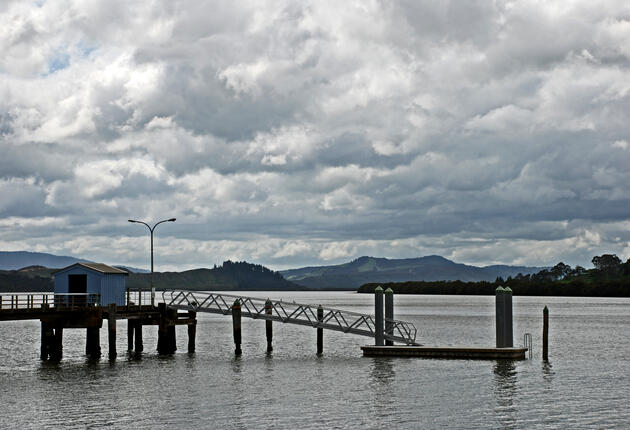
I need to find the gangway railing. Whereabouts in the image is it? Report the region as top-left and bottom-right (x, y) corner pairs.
(163, 290), (418, 345)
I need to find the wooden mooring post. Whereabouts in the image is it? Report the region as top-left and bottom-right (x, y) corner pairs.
(504, 287), (513, 347)
(385, 288), (394, 346)
(317, 305), (323, 355)
(265, 299), (273, 352)
(496, 287), (505, 348)
(543, 306), (549, 360)
(232, 299), (242, 355)
(108, 304), (117, 360)
(374, 286), (384, 346)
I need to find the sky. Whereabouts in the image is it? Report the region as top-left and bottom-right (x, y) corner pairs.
(1, 0), (630, 271)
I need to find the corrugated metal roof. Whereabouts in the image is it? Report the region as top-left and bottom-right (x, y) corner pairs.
(52, 262), (129, 275)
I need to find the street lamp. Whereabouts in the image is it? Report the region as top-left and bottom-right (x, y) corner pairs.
(128, 217), (176, 306)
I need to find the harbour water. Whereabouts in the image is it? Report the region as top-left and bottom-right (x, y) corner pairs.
(0, 292), (629, 429)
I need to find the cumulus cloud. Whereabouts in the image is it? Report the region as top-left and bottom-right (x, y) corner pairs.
(1, 0), (630, 270)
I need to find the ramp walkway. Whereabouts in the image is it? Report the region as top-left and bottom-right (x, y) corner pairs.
(163, 290), (418, 345)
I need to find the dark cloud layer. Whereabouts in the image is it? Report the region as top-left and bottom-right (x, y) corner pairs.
(1, 1), (629, 270)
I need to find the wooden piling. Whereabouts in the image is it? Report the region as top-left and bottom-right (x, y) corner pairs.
(86, 327), (101, 359)
(265, 299), (273, 352)
(495, 287), (505, 348)
(40, 321), (53, 360)
(157, 302), (168, 354)
(51, 325), (63, 361)
(385, 288), (394, 346)
(127, 320), (135, 352)
(135, 321), (143, 353)
(107, 304), (117, 360)
(543, 306), (549, 360)
(167, 308), (178, 353)
(317, 305), (323, 355)
(232, 299), (242, 355)
(374, 286), (384, 346)
(188, 311), (197, 353)
(504, 287), (513, 347)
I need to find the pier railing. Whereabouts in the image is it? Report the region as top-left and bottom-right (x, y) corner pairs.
(163, 290), (418, 345)
(0, 293), (101, 310)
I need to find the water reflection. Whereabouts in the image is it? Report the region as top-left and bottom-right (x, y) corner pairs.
(370, 357), (396, 384)
(368, 358), (396, 420)
(493, 360), (517, 429)
(542, 360), (554, 384)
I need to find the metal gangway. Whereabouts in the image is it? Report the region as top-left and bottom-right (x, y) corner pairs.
(163, 290), (418, 345)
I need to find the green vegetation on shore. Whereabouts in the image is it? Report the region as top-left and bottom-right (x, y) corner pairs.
(0, 260), (301, 292)
(358, 254), (630, 297)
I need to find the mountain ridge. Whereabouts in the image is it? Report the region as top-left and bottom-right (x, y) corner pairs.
(280, 255), (545, 289)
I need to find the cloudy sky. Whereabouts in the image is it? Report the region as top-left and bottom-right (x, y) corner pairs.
(1, 1), (629, 271)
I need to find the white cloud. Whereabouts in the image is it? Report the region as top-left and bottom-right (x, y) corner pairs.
(1, 0), (630, 270)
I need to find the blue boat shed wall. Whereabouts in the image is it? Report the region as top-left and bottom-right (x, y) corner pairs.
(53, 263), (129, 306)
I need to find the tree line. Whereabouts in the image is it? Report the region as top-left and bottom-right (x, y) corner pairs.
(358, 254), (630, 297)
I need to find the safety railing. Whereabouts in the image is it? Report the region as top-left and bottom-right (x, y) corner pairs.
(0, 293), (101, 310)
(125, 289), (158, 308)
(163, 290), (418, 345)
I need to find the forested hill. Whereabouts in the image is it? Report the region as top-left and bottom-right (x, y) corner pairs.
(281, 255), (543, 289)
(126, 260), (303, 291)
(358, 254), (630, 297)
(0, 261), (302, 292)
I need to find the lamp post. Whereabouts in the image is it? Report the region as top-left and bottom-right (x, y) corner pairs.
(128, 218), (176, 306)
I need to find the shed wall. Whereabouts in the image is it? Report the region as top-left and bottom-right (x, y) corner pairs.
(53, 266), (102, 296)
(53, 266), (127, 306)
(100, 274), (126, 306)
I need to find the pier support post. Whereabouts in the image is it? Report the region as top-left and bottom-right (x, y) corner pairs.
(504, 287), (513, 347)
(385, 288), (394, 346)
(51, 326), (63, 361)
(495, 287), (505, 348)
(317, 305), (323, 355)
(265, 300), (273, 352)
(374, 286), (384, 346)
(157, 303), (168, 354)
(135, 321), (143, 353)
(167, 308), (177, 353)
(543, 306), (549, 360)
(232, 299), (242, 355)
(86, 327), (101, 359)
(108, 304), (117, 360)
(40, 321), (54, 360)
(127, 320), (135, 352)
(188, 311), (197, 353)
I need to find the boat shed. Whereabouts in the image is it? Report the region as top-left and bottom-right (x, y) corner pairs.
(53, 263), (129, 306)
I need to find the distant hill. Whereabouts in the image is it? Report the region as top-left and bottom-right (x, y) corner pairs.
(126, 260), (303, 291)
(0, 251), (149, 273)
(0, 260), (302, 292)
(0, 266), (56, 292)
(280, 255), (544, 289)
(0, 251), (91, 270)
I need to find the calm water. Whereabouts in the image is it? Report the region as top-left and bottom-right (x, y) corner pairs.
(0, 292), (628, 429)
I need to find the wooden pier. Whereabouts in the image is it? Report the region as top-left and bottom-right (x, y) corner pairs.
(0, 291), (197, 360)
(0, 289), (419, 361)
